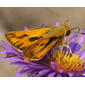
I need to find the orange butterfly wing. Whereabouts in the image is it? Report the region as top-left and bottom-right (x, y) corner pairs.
(23, 36), (63, 61)
(5, 27), (64, 61)
(5, 27), (50, 51)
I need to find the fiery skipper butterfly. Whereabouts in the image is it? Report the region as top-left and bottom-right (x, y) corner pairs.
(5, 24), (71, 61)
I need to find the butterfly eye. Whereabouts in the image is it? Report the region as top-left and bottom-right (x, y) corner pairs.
(65, 30), (71, 36)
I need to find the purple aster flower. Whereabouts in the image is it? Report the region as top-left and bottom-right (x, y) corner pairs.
(0, 23), (85, 77)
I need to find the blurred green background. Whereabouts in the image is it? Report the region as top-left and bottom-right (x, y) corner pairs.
(0, 7), (85, 77)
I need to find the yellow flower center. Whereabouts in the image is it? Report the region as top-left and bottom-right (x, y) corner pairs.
(52, 48), (85, 73)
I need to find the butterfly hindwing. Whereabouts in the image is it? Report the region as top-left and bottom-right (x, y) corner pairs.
(23, 36), (63, 61)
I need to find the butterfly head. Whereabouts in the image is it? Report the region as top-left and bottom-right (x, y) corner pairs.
(59, 24), (71, 36)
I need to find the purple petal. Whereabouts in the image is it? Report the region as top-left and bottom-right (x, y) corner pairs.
(68, 73), (74, 77)
(0, 57), (21, 61)
(82, 74), (85, 77)
(73, 70), (85, 77)
(81, 29), (85, 34)
(24, 26), (28, 30)
(28, 65), (47, 69)
(46, 51), (52, 58)
(68, 32), (79, 53)
(77, 29), (85, 46)
(6, 51), (20, 56)
(1, 41), (16, 51)
(14, 69), (32, 77)
(35, 69), (51, 77)
(11, 61), (38, 66)
(14, 72), (23, 77)
(11, 61), (47, 69)
(1, 41), (23, 57)
(16, 65), (25, 70)
(14, 72), (22, 77)
(54, 21), (61, 27)
(0, 51), (6, 54)
(62, 73), (69, 77)
(53, 47), (59, 50)
(47, 72), (56, 77)
(69, 42), (81, 53)
(62, 46), (70, 53)
(50, 62), (56, 71)
(1, 41), (12, 49)
(70, 32), (78, 42)
(58, 69), (64, 73)
(78, 35), (85, 45)
(79, 49), (85, 60)
(56, 73), (62, 77)
(10, 61), (30, 65)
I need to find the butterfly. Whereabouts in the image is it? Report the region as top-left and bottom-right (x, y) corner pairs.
(5, 24), (71, 61)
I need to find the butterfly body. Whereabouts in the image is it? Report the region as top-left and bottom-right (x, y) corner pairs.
(5, 25), (71, 61)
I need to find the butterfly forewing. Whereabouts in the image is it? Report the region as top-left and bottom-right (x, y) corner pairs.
(23, 36), (64, 61)
(5, 27), (50, 51)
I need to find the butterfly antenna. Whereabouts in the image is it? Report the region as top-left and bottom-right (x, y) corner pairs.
(64, 20), (69, 25)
